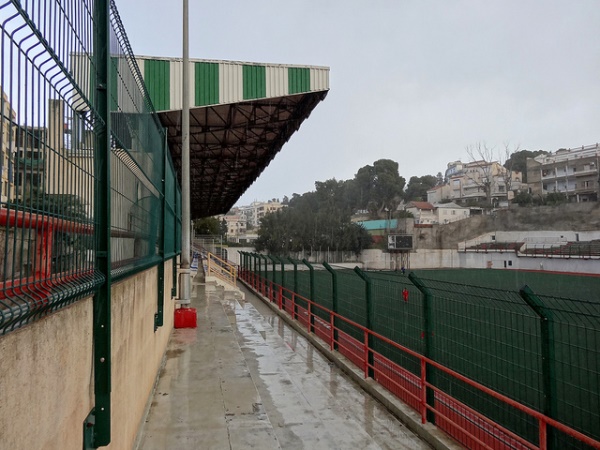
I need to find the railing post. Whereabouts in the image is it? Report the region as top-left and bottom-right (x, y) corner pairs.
(520, 285), (556, 450)
(354, 267), (374, 378)
(323, 262), (338, 351)
(86, 0), (112, 445)
(302, 259), (315, 334)
(409, 272), (435, 424)
(278, 285), (283, 309)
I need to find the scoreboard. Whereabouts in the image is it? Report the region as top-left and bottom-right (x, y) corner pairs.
(387, 234), (413, 250)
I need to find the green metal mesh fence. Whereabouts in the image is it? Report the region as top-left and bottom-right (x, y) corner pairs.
(369, 271), (424, 376)
(240, 256), (599, 447)
(336, 268), (367, 341)
(0, 0), (181, 334)
(311, 265), (332, 321)
(534, 293), (600, 449)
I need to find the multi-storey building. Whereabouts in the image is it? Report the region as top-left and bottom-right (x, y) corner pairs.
(1, 89), (16, 203)
(527, 145), (599, 202)
(443, 160), (523, 206)
(13, 126), (46, 202)
(238, 200), (285, 228)
(221, 214), (247, 236)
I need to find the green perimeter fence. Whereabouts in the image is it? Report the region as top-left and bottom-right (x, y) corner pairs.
(0, 0), (181, 334)
(241, 252), (600, 450)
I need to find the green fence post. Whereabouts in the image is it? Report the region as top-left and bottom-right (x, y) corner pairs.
(86, 0), (112, 446)
(171, 188), (178, 298)
(289, 258), (298, 293)
(288, 258), (299, 318)
(519, 285), (557, 450)
(261, 255), (269, 296)
(155, 132), (168, 331)
(268, 255), (277, 285)
(255, 253), (262, 290)
(302, 259), (315, 333)
(278, 256), (285, 289)
(250, 253), (256, 287)
(277, 256), (286, 309)
(354, 267), (374, 378)
(323, 262), (338, 350)
(408, 272), (436, 424)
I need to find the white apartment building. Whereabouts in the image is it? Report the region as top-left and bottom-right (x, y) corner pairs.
(405, 201), (470, 225)
(237, 199), (285, 228)
(221, 214), (247, 236)
(527, 145), (599, 202)
(435, 201), (470, 224)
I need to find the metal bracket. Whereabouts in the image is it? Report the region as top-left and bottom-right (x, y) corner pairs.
(83, 410), (96, 449)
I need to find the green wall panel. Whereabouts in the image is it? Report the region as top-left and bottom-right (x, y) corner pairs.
(144, 59), (170, 111)
(194, 62), (219, 106)
(289, 67), (310, 94)
(243, 65), (266, 100)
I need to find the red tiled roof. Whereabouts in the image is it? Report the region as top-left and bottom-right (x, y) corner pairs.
(407, 201), (434, 210)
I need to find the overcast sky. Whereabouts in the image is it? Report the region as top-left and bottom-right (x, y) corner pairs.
(116, 0), (600, 206)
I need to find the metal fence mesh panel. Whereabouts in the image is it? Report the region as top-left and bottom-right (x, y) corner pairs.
(336, 268), (367, 341)
(369, 272), (424, 376)
(313, 265), (332, 321)
(415, 275), (543, 443)
(535, 293), (600, 449)
(0, 0), (180, 334)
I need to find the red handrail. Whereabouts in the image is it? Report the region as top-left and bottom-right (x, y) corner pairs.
(241, 271), (600, 450)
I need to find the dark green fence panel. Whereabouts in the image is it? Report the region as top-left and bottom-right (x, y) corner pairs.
(311, 265), (333, 322)
(336, 268), (367, 341)
(533, 292), (600, 449)
(369, 271), (424, 377)
(412, 273), (542, 443)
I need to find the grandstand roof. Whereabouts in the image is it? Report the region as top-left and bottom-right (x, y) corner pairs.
(139, 57), (330, 218)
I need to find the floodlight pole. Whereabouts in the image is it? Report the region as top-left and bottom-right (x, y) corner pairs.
(179, 0), (191, 304)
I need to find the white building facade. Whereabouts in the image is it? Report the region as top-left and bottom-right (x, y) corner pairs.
(527, 144), (600, 202)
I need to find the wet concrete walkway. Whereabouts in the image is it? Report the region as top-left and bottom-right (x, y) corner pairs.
(136, 276), (432, 450)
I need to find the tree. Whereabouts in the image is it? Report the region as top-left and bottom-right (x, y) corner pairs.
(503, 149), (548, 183)
(436, 171), (445, 186)
(404, 175), (438, 201)
(352, 159), (405, 214)
(194, 217), (220, 235)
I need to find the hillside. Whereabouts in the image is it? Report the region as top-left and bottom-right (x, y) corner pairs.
(414, 202), (600, 249)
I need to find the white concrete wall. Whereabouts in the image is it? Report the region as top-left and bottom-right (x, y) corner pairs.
(0, 260), (175, 450)
(360, 248), (600, 274)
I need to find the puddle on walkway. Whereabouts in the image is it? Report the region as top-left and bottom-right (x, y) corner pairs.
(231, 287), (430, 450)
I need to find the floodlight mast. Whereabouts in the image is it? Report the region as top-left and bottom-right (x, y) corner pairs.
(179, 0), (191, 304)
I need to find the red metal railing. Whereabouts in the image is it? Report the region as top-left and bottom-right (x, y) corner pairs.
(238, 268), (600, 450)
(0, 208), (94, 305)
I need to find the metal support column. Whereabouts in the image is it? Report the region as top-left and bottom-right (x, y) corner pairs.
(354, 267), (374, 378)
(85, 0), (112, 446)
(323, 262), (339, 350)
(520, 285), (557, 449)
(409, 272), (435, 424)
(178, 0), (191, 304)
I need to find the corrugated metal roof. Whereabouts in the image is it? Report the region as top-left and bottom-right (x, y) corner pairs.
(134, 56), (330, 112)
